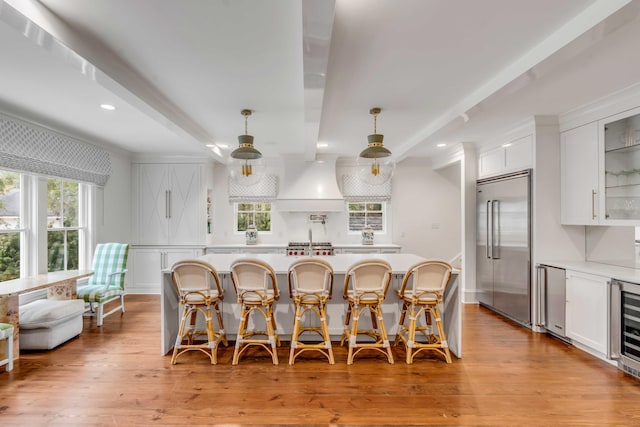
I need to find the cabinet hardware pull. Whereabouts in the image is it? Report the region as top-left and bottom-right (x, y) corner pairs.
(591, 189), (596, 220)
(165, 190), (170, 219)
(168, 191), (171, 219)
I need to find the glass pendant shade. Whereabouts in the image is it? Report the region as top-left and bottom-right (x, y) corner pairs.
(228, 156), (265, 186)
(356, 154), (395, 185)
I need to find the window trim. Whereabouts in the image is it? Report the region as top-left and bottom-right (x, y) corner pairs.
(347, 201), (387, 235)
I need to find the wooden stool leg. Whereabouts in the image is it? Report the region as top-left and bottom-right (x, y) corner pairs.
(433, 305), (452, 363)
(340, 308), (352, 347)
(171, 305), (189, 364)
(214, 301), (228, 347)
(375, 303), (394, 364)
(232, 304), (248, 365)
(205, 305), (216, 365)
(265, 304), (279, 365)
(289, 303), (302, 365)
(394, 301), (408, 347)
(319, 303), (334, 365)
(406, 304), (418, 364)
(347, 303), (360, 365)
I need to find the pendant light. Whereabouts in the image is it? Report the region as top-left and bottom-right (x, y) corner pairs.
(357, 107), (394, 185)
(230, 109), (262, 177)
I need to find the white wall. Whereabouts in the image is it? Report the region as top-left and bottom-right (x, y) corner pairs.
(96, 148), (132, 244)
(391, 158), (461, 259)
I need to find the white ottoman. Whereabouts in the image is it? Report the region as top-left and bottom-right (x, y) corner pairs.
(19, 299), (86, 350)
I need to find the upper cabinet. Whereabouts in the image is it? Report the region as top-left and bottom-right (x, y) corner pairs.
(601, 108), (640, 223)
(561, 107), (640, 225)
(478, 135), (532, 178)
(134, 162), (205, 245)
(561, 122), (599, 225)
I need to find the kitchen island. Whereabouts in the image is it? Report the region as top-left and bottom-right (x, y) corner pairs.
(160, 253), (460, 358)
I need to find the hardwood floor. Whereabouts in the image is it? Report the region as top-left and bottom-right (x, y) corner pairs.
(2, 295), (640, 426)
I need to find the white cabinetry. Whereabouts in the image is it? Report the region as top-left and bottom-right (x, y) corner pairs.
(561, 122), (599, 225)
(129, 247), (203, 294)
(561, 107), (640, 225)
(601, 107), (640, 223)
(478, 135), (532, 178)
(565, 270), (608, 355)
(135, 163), (204, 245)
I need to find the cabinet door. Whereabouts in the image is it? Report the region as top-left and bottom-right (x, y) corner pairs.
(565, 270), (608, 354)
(504, 135), (532, 172)
(168, 164), (203, 245)
(561, 122), (599, 225)
(138, 164), (170, 244)
(130, 248), (163, 293)
(478, 148), (504, 178)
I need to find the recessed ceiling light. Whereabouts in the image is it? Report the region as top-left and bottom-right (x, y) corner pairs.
(502, 143), (512, 148)
(206, 144), (216, 148)
(437, 143), (447, 148)
(317, 143), (329, 148)
(100, 104), (116, 111)
(217, 143), (229, 149)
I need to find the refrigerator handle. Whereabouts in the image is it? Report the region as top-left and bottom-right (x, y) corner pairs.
(491, 200), (500, 259)
(486, 200), (492, 259)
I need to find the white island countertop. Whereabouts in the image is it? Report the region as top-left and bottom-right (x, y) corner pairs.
(194, 252), (422, 274)
(538, 260), (640, 283)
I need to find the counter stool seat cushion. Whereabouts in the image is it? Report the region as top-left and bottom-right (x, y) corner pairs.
(19, 299), (85, 350)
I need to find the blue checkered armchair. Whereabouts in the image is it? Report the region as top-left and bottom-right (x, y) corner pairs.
(77, 243), (129, 326)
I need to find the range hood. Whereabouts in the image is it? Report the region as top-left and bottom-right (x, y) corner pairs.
(276, 156), (344, 212)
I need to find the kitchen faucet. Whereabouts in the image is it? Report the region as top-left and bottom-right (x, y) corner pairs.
(309, 228), (313, 253)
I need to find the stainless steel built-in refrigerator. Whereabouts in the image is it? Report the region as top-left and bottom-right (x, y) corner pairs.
(476, 169), (531, 327)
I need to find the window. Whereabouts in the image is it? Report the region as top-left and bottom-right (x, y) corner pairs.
(47, 178), (82, 272)
(0, 170), (22, 281)
(235, 202), (271, 232)
(348, 202), (385, 232)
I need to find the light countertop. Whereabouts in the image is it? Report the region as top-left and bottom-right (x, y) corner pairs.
(538, 260), (640, 283)
(173, 253), (427, 275)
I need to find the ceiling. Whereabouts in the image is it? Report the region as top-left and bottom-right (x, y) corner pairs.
(1, 0), (640, 165)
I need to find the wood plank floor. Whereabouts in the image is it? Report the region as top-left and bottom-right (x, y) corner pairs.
(2, 295), (640, 426)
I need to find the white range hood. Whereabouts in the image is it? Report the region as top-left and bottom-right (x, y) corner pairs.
(276, 156), (344, 212)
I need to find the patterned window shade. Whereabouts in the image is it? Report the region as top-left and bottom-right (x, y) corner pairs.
(228, 174), (278, 202)
(341, 174), (392, 202)
(0, 113), (112, 186)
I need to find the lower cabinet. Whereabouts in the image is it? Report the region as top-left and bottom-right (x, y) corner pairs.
(129, 246), (204, 294)
(565, 270), (609, 355)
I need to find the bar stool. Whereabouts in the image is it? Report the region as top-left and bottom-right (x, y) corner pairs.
(288, 258), (335, 365)
(230, 258), (280, 365)
(395, 260), (453, 364)
(170, 260), (227, 365)
(0, 323), (14, 372)
(340, 259), (394, 364)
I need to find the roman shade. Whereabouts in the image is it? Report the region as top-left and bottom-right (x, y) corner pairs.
(341, 174), (392, 202)
(0, 113), (112, 186)
(228, 174), (278, 203)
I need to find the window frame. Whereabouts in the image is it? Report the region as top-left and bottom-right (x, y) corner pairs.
(347, 201), (387, 234)
(234, 202), (272, 234)
(46, 178), (88, 273)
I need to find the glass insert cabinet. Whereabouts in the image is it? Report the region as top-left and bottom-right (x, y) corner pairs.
(603, 109), (640, 221)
